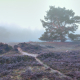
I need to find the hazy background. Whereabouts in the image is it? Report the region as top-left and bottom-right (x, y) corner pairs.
(0, 0), (80, 43)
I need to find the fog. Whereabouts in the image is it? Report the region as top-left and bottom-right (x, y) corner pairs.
(0, 24), (45, 43)
(0, 0), (80, 43)
(0, 24), (80, 43)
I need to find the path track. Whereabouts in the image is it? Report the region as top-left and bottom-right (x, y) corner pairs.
(17, 47), (72, 79)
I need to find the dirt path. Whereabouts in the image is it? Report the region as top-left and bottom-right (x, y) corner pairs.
(17, 47), (38, 57)
(17, 47), (72, 79)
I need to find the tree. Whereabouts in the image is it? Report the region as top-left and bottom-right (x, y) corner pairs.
(68, 33), (80, 41)
(39, 6), (80, 42)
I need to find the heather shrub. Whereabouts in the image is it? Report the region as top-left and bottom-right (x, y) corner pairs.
(4, 44), (12, 52)
(37, 52), (62, 60)
(0, 70), (10, 77)
(0, 43), (13, 54)
(0, 55), (35, 64)
(0, 76), (13, 80)
(14, 45), (18, 51)
(21, 69), (72, 80)
(21, 69), (38, 80)
(16, 43), (43, 54)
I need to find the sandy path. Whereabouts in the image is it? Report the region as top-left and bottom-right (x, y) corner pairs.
(17, 47), (72, 79)
(17, 47), (38, 57)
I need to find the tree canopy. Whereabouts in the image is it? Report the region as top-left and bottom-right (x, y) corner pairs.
(68, 33), (80, 41)
(39, 6), (80, 42)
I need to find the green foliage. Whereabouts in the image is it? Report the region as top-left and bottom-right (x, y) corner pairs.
(68, 33), (80, 41)
(39, 32), (51, 41)
(39, 6), (80, 42)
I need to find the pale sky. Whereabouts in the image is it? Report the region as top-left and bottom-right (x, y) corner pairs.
(0, 0), (80, 42)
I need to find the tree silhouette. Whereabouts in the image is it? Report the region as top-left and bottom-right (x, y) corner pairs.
(39, 6), (80, 42)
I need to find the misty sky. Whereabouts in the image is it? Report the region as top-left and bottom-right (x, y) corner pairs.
(0, 0), (80, 42)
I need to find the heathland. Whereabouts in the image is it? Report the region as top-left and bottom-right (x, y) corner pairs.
(0, 42), (80, 80)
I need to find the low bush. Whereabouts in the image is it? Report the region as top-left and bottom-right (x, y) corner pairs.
(0, 70), (10, 77)
(37, 52), (62, 60)
(0, 43), (13, 54)
(0, 55), (35, 64)
(21, 69), (72, 80)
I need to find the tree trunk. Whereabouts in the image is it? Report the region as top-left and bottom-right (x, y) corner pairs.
(61, 39), (65, 42)
(60, 34), (65, 42)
